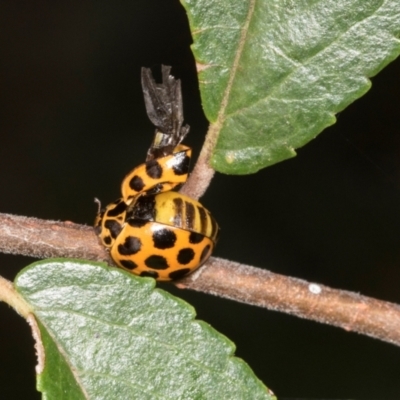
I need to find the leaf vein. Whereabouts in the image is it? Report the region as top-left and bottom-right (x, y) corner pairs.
(37, 308), (243, 383)
(227, 0), (388, 119)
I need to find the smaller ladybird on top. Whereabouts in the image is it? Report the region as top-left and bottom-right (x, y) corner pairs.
(95, 66), (219, 281)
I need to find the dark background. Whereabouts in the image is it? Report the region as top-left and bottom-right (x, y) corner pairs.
(0, 1), (400, 398)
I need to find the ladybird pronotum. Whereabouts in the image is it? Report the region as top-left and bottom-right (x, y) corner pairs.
(94, 65), (219, 281)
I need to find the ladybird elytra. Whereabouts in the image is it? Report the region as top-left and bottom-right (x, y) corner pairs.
(110, 221), (214, 281)
(153, 191), (219, 242)
(95, 65), (219, 281)
(121, 145), (192, 204)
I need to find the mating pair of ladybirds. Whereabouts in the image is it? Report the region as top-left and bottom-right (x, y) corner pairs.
(94, 66), (219, 281)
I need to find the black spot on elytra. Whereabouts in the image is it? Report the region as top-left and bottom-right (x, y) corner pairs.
(197, 206), (208, 235)
(127, 219), (148, 228)
(145, 255), (169, 270)
(103, 236), (112, 246)
(152, 229), (177, 249)
(145, 159), (163, 179)
(119, 259), (138, 270)
(106, 200), (127, 217)
(140, 270), (159, 279)
(105, 220), (122, 239)
(129, 175), (145, 192)
(200, 244), (211, 263)
(118, 236), (142, 255)
(169, 268), (191, 280)
(172, 152), (190, 176)
(189, 232), (204, 244)
(209, 214), (218, 239)
(173, 197), (183, 227)
(177, 248), (195, 265)
(185, 202), (195, 230)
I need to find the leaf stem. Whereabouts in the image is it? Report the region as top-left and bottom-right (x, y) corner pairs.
(181, 0), (256, 199)
(1, 212), (400, 346)
(0, 275), (31, 318)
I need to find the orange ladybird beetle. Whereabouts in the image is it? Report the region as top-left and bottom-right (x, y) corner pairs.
(94, 66), (219, 281)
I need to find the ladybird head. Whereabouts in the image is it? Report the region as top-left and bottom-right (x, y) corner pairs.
(94, 198), (128, 249)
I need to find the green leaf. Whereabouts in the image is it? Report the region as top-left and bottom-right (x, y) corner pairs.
(15, 259), (275, 400)
(36, 318), (86, 399)
(181, 0), (400, 174)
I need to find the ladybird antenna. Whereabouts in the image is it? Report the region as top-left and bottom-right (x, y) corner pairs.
(141, 65), (189, 160)
(94, 197), (102, 214)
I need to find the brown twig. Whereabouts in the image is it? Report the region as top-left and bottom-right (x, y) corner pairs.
(180, 122), (217, 200)
(181, 258), (400, 346)
(1, 212), (400, 347)
(0, 213), (112, 263)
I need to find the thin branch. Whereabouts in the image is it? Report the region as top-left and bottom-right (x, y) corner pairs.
(0, 213), (112, 263)
(180, 258), (400, 346)
(180, 122), (217, 200)
(1, 212), (400, 347)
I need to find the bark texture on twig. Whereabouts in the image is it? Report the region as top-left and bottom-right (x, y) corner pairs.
(0, 213), (112, 263)
(180, 122), (217, 200)
(180, 258), (400, 346)
(1, 212), (400, 347)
